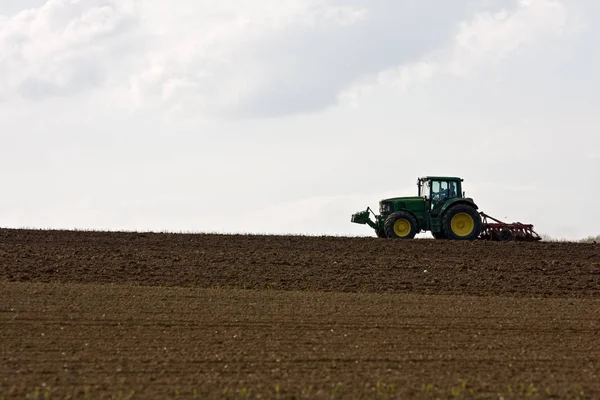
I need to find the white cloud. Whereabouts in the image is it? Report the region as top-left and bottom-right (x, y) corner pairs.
(450, 0), (566, 72)
(340, 0), (567, 104)
(1, 0), (476, 117)
(123, 1), (370, 117)
(0, 0), (569, 110)
(0, 0), (139, 99)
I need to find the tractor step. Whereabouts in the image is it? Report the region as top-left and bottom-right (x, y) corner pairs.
(478, 212), (541, 242)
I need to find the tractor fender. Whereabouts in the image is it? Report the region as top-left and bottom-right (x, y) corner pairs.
(439, 198), (478, 217)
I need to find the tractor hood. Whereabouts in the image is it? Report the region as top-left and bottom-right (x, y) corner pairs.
(378, 196), (425, 215)
(380, 196), (423, 203)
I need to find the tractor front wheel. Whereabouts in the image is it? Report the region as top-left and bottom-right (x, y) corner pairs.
(384, 211), (418, 239)
(442, 204), (482, 240)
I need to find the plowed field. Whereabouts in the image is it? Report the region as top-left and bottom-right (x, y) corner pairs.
(1, 228), (600, 399)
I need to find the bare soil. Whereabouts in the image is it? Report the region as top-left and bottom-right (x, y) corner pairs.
(1, 229), (600, 399)
(1, 229), (599, 297)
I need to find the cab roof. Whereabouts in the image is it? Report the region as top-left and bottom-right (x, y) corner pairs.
(420, 176), (464, 182)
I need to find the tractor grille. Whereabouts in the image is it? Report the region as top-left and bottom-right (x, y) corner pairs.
(379, 202), (392, 214)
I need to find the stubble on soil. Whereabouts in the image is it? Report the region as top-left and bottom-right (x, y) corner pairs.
(2, 282), (600, 399)
(1, 229), (600, 399)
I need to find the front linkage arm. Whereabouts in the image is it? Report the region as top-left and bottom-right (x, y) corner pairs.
(351, 207), (380, 230)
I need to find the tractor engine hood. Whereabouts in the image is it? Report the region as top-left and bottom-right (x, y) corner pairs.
(379, 196), (425, 214)
(380, 196), (423, 203)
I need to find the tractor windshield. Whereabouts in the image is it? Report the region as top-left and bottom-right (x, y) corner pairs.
(431, 181), (458, 201)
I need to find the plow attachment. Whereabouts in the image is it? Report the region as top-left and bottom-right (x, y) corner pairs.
(478, 212), (541, 242)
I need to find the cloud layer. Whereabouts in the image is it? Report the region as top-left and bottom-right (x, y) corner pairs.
(340, 0), (568, 104)
(1, 0), (598, 240)
(0, 0), (140, 99)
(0, 0), (516, 117)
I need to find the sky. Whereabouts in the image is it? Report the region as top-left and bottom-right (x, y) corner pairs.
(0, 0), (598, 240)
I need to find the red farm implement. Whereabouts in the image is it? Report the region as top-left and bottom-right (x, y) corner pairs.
(478, 212), (541, 242)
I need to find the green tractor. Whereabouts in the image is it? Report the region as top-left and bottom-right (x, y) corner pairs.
(352, 176), (483, 240)
(351, 176), (541, 241)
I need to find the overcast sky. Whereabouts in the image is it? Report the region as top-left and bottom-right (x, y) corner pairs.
(0, 0), (598, 240)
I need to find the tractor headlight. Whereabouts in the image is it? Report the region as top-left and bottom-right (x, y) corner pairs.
(379, 202), (392, 213)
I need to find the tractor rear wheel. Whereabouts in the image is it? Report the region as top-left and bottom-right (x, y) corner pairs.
(442, 204), (482, 240)
(384, 211), (418, 239)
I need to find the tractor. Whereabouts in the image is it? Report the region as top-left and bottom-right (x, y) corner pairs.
(351, 176), (540, 241)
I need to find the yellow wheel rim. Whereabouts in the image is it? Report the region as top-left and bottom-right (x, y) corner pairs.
(451, 212), (475, 237)
(393, 219), (411, 237)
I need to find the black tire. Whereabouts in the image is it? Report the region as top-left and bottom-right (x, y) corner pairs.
(432, 231), (446, 240)
(498, 229), (514, 241)
(375, 228), (387, 238)
(442, 204), (482, 240)
(384, 211), (418, 239)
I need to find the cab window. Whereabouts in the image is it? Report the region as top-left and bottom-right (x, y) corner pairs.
(431, 181), (446, 200)
(448, 181), (457, 198)
(432, 181), (458, 201)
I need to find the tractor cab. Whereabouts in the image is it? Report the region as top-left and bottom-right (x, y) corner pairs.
(418, 176), (463, 213)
